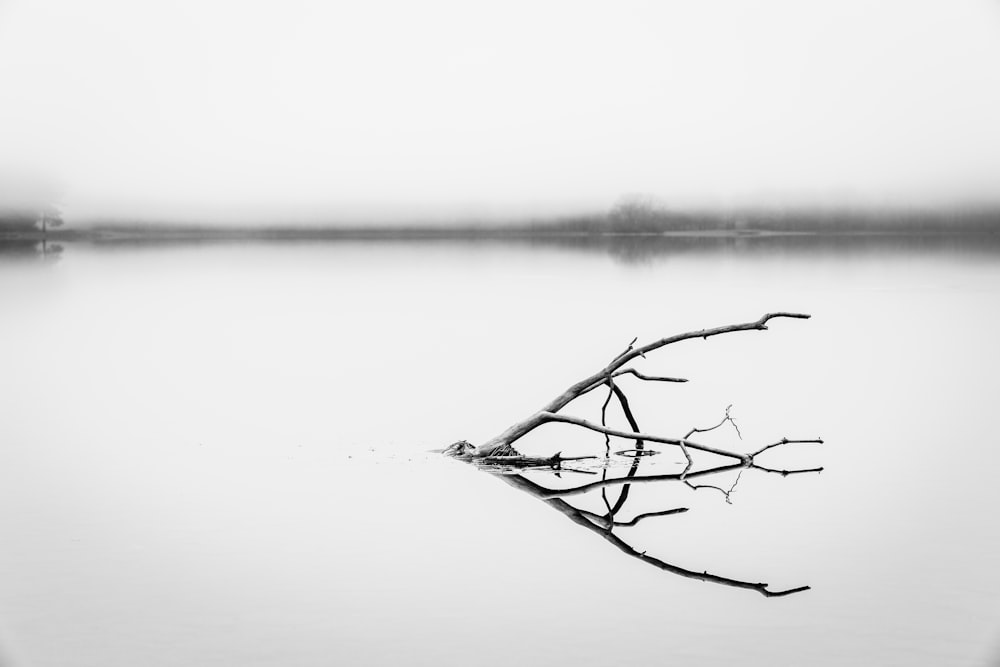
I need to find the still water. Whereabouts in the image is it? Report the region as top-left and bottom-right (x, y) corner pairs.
(1, 237), (999, 666)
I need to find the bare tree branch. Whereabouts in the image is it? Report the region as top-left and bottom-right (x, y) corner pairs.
(613, 312), (810, 372)
(571, 367), (688, 404)
(538, 412), (751, 463)
(754, 465), (824, 477)
(522, 463), (745, 499)
(680, 405), (743, 480)
(442, 312), (821, 598)
(577, 507), (689, 528)
(610, 336), (639, 365)
(685, 468), (744, 504)
(685, 404), (742, 441)
(612, 368), (688, 384)
(751, 437), (824, 457)
(599, 378), (616, 429)
(473, 312), (810, 457)
(611, 507), (690, 527)
(476, 453), (597, 467)
(519, 460), (823, 499)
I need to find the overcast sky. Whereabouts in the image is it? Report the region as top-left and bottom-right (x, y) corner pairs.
(1, 0), (999, 222)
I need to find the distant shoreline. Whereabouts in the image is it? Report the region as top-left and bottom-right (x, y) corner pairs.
(6, 224), (1000, 265)
(4, 226), (1000, 244)
(5, 201), (1000, 242)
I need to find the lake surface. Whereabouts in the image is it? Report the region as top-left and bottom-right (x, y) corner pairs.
(1, 236), (999, 666)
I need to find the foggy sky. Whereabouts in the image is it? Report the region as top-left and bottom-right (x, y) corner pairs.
(2, 0), (999, 223)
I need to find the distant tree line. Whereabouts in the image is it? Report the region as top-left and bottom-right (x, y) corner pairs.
(528, 197), (1000, 235)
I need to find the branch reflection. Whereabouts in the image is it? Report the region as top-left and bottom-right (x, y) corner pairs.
(469, 379), (820, 598)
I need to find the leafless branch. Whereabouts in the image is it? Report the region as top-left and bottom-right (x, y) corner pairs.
(680, 404), (743, 480)
(614, 312), (809, 370)
(753, 465), (824, 477)
(538, 412), (750, 463)
(442, 312), (822, 598)
(685, 405), (740, 441)
(573, 368), (688, 404)
(612, 507), (690, 526)
(684, 468), (744, 504)
(577, 507), (689, 528)
(472, 312), (810, 457)
(751, 437), (824, 457)
(526, 460), (821, 499)
(610, 336), (639, 364)
(611, 368), (688, 384)
(599, 378), (616, 430)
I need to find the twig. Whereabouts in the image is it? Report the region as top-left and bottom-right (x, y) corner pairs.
(684, 468), (744, 504)
(600, 379), (616, 426)
(753, 465), (824, 477)
(612, 507), (689, 526)
(680, 404), (743, 480)
(751, 437), (824, 457)
(612, 368), (688, 383)
(578, 506), (688, 528)
(610, 336), (639, 364)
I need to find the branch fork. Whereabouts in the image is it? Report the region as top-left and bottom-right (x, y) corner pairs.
(450, 312), (816, 464)
(442, 313), (824, 597)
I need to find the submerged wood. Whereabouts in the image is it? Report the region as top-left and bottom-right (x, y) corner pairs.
(461, 380), (821, 597)
(442, 312), (823, 596)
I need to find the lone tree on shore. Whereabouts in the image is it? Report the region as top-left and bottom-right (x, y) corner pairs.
(37, 205), (63, 235)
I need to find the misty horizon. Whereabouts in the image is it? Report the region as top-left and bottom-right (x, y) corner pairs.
(6, 195), (1000, 233)
(3, 1), (1000, 222)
